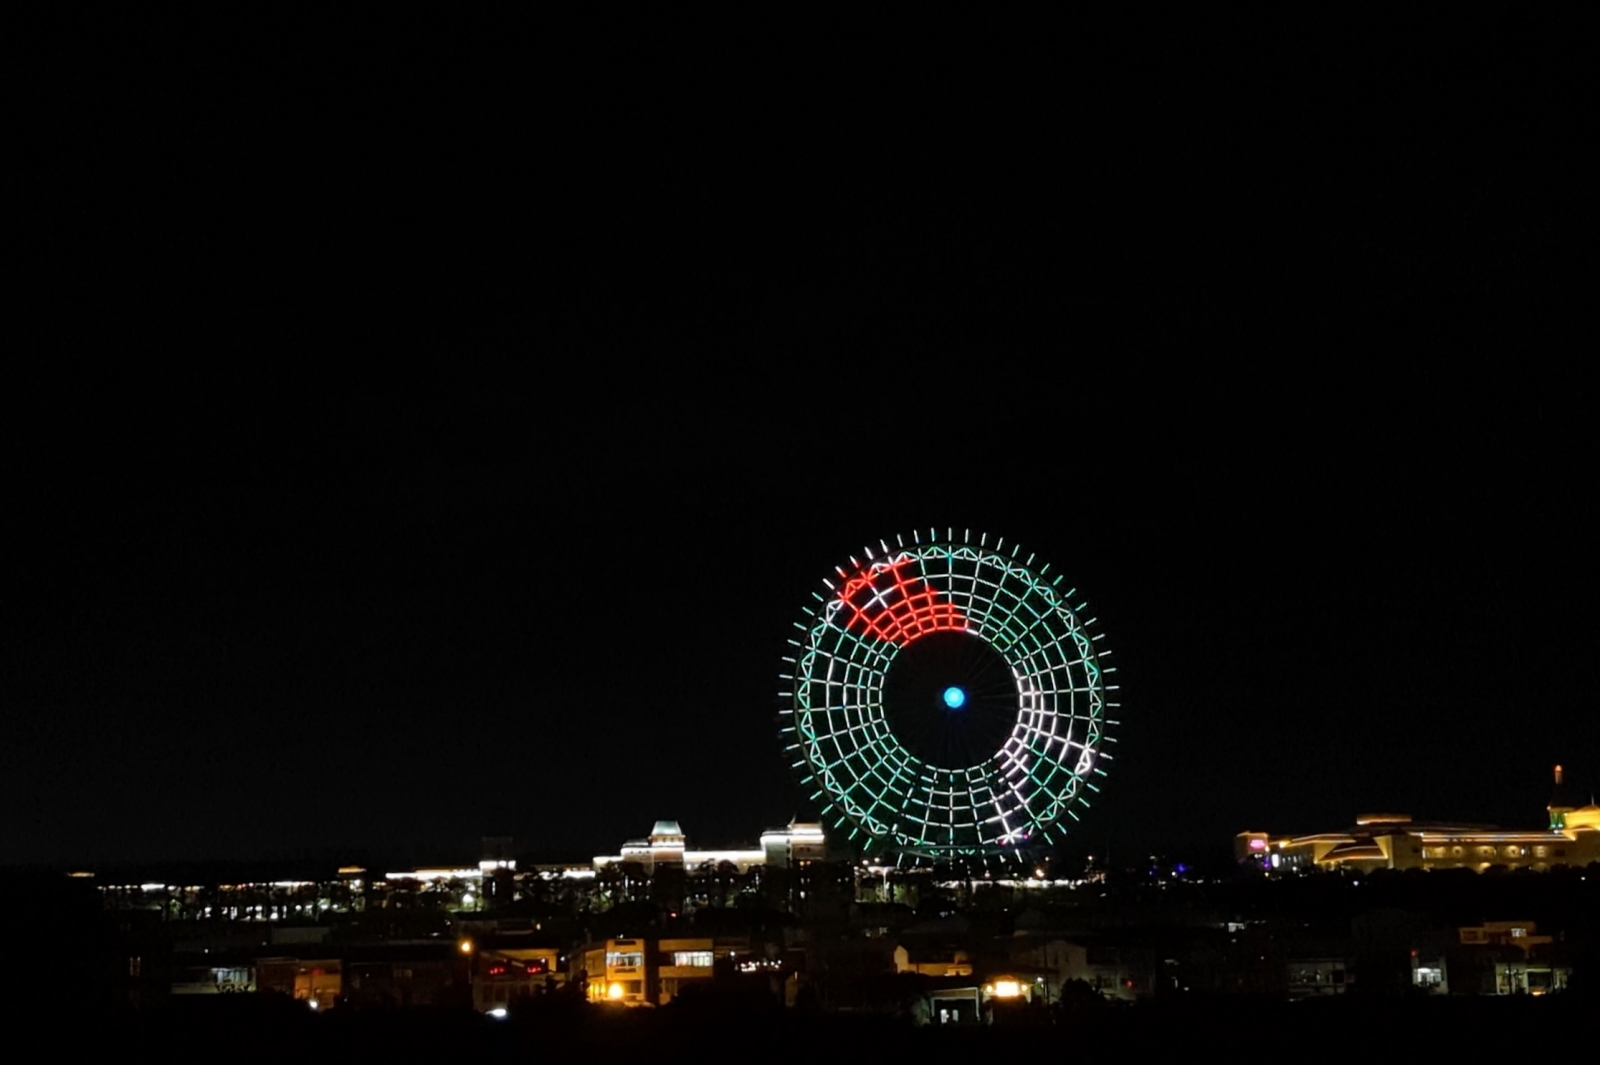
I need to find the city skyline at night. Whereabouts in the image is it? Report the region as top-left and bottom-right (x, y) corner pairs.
(10, 16), (1594, 875)
(10, 17), (1600, 1053)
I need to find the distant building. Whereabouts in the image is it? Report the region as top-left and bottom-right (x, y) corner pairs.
(1238, 767), (1600, 874)
(593, 820), (827, 873)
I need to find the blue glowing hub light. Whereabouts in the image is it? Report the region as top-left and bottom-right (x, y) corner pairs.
(942, 686), (966, 709)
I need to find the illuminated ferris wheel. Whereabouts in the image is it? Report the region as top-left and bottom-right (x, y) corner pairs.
(780, 530), (1118, 862)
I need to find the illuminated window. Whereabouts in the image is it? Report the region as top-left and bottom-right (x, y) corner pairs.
(672, 951), (713, 968)
(1534, 846), (1548, 858)
(606, 952), (643, 970)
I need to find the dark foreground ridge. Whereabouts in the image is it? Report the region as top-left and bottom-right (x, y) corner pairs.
(52, 990), (1600, 1063)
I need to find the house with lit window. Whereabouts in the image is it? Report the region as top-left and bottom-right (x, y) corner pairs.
(471, 945), (563, 1012)
(1456, 921), (1571, 995)
(579, 934), (749, 1006)
(582, 938), (648, 1005)
(655, 938), (719, 1005)
(457, 929), (567, 1013)
(256, 955), (342, 1010)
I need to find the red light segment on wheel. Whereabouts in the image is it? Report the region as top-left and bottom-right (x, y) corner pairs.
(837, 559), (965, 646)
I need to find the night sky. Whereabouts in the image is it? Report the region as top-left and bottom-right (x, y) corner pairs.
(9, 15), (1595, 868)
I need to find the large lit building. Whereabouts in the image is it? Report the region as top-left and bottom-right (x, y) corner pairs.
(592, 820), (827, 873)
(1238, 766), (1600, 874)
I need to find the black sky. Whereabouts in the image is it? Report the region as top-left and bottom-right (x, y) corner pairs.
(9, 14), (1596, 867)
